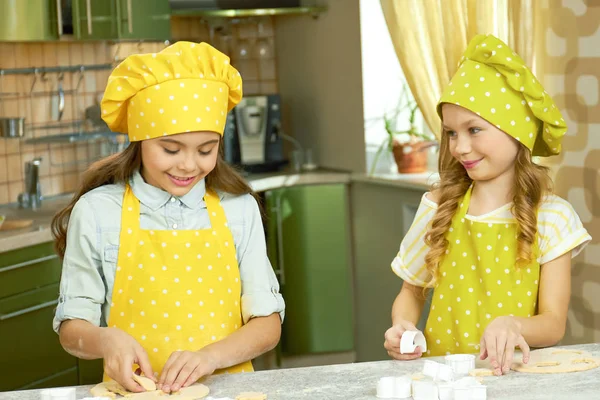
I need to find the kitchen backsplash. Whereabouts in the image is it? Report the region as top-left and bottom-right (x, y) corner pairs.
(0, 17), (277, 205)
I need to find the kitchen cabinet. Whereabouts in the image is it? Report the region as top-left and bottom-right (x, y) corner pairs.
(265, 184), (354, 355)
(0, 242), (77, 391)
(0, 0), (60, 41)
(71, 0), (171, 41)
(350, 181), (429, 362)
(0, 242), (104, 391)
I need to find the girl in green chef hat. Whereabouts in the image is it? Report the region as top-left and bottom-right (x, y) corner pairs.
(384, 34), (591, 376)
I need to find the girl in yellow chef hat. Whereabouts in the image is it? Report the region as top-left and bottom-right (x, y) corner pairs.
(51, 42), (284, 393)
(384, 34), (591, 375)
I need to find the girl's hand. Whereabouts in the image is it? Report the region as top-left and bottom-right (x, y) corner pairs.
(384, 320), (423, 361)
(480, 316), (530, 375)
(101, 327), (156, 392)
(158, 349), (218, 393)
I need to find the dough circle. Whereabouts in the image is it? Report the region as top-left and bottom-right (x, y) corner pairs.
(90, 381), (210, 399)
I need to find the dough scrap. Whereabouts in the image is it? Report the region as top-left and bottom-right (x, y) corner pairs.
(469, 368), (494, 377)
(132, 374), (157, 391)
(511, 348), (600, 374)
(235, 392), (267, 400)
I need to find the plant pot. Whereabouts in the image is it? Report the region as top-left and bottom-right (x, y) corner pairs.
(392, 140), (431, 174)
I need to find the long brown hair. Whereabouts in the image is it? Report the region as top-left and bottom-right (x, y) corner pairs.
(52, 141), (255, 259)
(422, 130), (552, 287)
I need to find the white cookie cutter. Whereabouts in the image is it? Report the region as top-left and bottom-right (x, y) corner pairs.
(445, 354), (476, 377)
(412, 380), (439, 400)
(376, 376), (411, 399)
(452, 377), (487, 400)
(437, 383), (454, 400)
(400, 330), (427, 354)
(40, 388), (76, 400)
(422, 360), (454, 382)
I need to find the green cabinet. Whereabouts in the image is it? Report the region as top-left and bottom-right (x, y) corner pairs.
(265, 184), (354, 355)
(0, 242), (104, 391)
(72, 0), (170, 41)
(0, 0), (60, 41)
(0, 242), (78, 391)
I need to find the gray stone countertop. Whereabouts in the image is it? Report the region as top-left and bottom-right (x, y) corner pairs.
(0, 169), (351, 253)
(1, 343), (599, 400)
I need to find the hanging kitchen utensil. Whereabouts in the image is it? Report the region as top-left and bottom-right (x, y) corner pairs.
(0, 70), (25, 138)
(57, 72), (65, 121)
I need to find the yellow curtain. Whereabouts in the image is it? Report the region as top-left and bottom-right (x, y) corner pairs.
(379, 0), (548, 138)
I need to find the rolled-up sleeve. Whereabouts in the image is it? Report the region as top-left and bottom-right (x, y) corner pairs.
(391, 193), (437, 287)
(237, 194), (285, 324)
(53, 196), (106, 333)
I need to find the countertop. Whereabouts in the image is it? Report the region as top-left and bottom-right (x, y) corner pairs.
(0, 169), (352, 253)
(0, 168), (436, 253)
(1, 343), (599, 400)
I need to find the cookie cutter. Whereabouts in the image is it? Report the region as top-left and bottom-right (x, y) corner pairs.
(445, 354), (476, 377)
(422, 360), (454, 382)
(453, 377), (487, 400)
(454, 385), (487, 400)
(40, 388), (76, 400)
(437, 383), (454, 400)
(400, 330), (427, 354)
(376, 376), (411, 399)
(412, 380), (439, 400)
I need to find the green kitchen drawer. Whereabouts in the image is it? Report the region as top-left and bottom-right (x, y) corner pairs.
(0, 242), (61, 300)
(0, 284), (77, 391)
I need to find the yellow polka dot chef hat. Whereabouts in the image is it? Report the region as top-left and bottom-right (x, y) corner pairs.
(437, 34), (567, 157)
(101, 41), (242, 142)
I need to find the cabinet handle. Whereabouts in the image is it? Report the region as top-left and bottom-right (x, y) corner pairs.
(273, 194), (286, 286)
(0, 300), (59, 321)
(0, 254), (59, 273)
(56, 0), (63, 35)
(126, 0), (133, 34)
(86, 0), (93, 35)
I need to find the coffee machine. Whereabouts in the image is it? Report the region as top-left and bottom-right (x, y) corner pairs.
(223, 94), (287, 173)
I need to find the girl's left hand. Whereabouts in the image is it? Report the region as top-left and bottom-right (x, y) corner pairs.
(480, 316), (530, 376)
(158, 350), (218, 393)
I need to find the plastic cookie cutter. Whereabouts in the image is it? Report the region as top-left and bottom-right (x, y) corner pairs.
(422, 360), (454, 382)
(376, 376), (411, 399)
(412, 380), (439, 400)
(452, 377), (487, 400)
(40, 388), (76, 400)
(437, 383), (454, 400)
(445, 354), (476, 377)
(400, 330), (427, 354)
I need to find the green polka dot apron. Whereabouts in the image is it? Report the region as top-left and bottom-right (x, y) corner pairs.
(424, 186), (540, 357)
(106, 185), (253, 379)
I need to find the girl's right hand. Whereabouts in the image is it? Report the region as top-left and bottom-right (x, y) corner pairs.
(384, 320), (423, 360)
(100, 327), (156, 392)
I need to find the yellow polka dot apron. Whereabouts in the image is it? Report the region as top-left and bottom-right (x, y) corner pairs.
(424, 186), (540, 357)
(106, 185), (252, 379)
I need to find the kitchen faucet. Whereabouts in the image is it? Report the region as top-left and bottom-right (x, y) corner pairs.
(18, 157), (43, 210)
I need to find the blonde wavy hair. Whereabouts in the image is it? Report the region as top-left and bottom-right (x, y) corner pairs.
(423, 130), (553, 286)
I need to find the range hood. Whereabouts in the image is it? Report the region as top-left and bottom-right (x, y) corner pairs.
(169, 0), (301, 10)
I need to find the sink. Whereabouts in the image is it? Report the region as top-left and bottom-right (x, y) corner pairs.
(0, 194), (73, 221)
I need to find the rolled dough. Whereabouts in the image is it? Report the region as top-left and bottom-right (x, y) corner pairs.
(511, 348), (599, 374)
(235, 392), (267, 400)
(89, 381), (209, 399)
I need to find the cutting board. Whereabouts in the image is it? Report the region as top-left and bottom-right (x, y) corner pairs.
(0, 219), (34, 231)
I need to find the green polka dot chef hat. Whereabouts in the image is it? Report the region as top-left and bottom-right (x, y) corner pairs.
(437, 34), (567, 157)
(101, 41), (243, 142)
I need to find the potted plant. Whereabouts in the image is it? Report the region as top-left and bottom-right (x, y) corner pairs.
(369, 86), (437, 175)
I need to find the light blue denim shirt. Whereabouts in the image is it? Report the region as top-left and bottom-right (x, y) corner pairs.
(53, 170), (285, 333)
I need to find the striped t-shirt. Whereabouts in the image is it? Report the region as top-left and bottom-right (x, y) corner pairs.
(392, 192), (592, 287)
